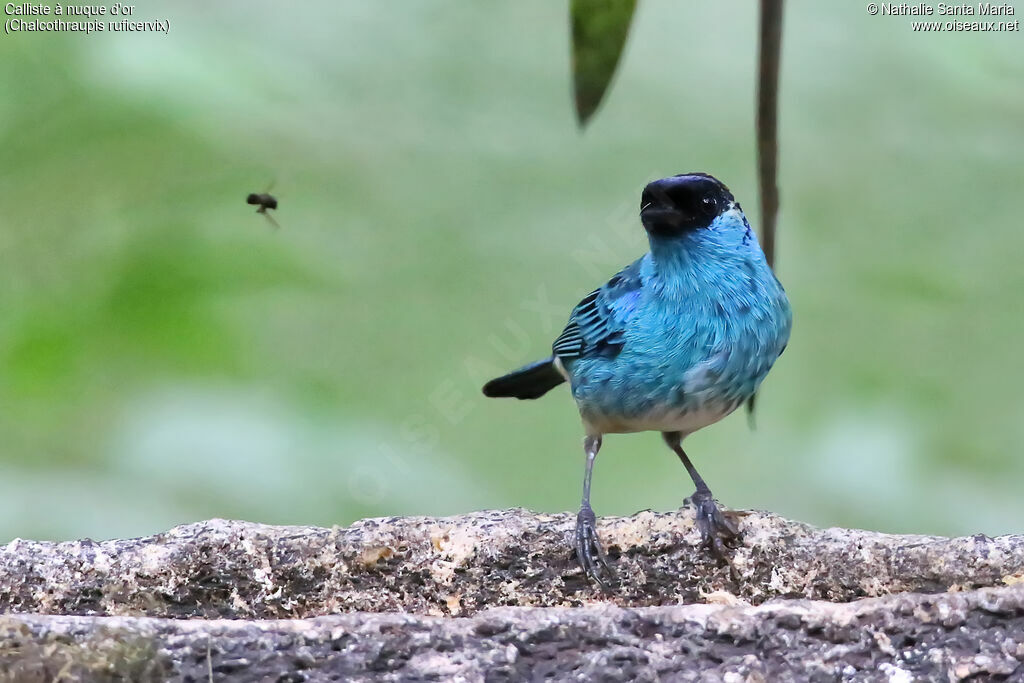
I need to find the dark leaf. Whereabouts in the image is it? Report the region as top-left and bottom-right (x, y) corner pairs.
(570, 0), (638, 128)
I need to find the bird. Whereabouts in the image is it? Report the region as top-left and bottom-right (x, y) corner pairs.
(482, 173), (792, 586)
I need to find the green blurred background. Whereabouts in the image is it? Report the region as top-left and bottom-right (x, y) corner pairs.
(1, 2), (1022, 542)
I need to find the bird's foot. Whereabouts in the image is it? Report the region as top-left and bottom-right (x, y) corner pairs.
(574, 505), (617, 589)
(686, 489), (741, 560)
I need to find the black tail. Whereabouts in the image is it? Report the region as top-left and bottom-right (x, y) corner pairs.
(482, 357), (565, 400)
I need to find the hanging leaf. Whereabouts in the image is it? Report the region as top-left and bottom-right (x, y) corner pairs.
(756, 0), (784, 269)
(570, 0), (638, 128)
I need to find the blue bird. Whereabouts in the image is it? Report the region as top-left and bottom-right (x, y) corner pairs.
(482, 173), (792, 585)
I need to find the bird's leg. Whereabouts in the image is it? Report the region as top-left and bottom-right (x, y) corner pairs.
(574, 434), (616, 587)
(662, 431), (740, 559)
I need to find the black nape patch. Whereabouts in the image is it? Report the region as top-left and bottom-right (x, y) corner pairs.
(736, 202), (753, 245)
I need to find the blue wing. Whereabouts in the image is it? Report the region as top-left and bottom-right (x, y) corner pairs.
(552, 257), (644, 363)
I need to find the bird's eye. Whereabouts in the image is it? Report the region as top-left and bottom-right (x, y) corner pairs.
(701, 196), (717, 216)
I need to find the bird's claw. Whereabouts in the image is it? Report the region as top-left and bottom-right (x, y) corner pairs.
(574, 505), (617, 589)
(688, 490), (741, 560)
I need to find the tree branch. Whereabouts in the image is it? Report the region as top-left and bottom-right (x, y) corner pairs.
(756, 0), (784, 268)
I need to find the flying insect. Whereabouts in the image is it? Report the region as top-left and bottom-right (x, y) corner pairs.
(247, 184), (279, 229)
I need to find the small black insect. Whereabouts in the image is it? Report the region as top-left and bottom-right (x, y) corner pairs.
(246, 183), (279, 229)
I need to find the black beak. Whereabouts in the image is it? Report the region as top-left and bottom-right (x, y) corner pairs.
(640, 185), (686, 234)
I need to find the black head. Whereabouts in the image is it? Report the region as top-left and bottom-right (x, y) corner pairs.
(640, 173), (734, 237)
(246, 193), (260, 206)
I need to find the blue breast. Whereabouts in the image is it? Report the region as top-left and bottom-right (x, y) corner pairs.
(564, 214), (791, 434)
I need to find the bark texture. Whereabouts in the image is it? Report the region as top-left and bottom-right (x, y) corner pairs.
(1, 508), (1023, 680)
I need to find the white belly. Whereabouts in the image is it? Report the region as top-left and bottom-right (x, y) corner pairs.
(582, 400), (740, 436)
